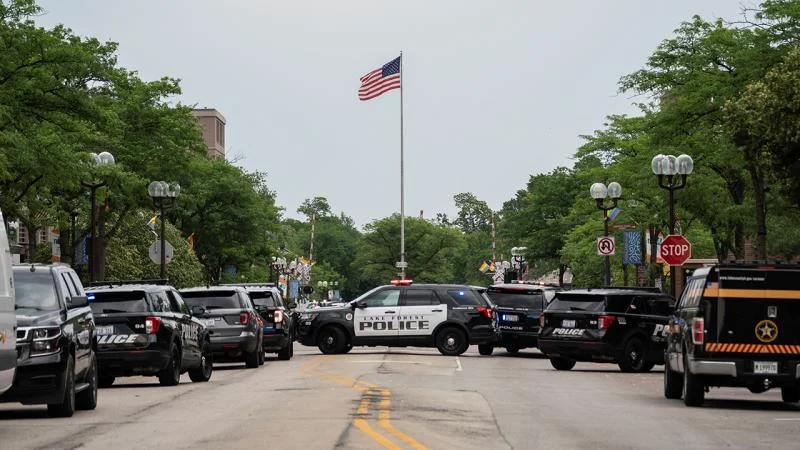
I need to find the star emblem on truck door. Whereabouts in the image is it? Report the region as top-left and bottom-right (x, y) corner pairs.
(755, 319), (778, 343)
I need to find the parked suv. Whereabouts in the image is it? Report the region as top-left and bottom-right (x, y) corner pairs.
(179, 286), (263, 368)
(86, 282), (213, 387)
(297, 282), (497, 356)
(664, 263), (800, 407)
(0, 264), (97, 417)
(480, 283), (561, 355)
(0, 208), (14, 396)
(223, 283), (295, 360)
(538, 288), (675, 372)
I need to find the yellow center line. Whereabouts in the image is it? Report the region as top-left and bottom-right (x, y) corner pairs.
(377, 389), (429, 450)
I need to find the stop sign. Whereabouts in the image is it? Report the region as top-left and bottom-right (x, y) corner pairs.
(660, 234), (692, 266)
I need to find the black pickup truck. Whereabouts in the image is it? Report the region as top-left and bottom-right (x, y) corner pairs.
(87, 283), (212, 387)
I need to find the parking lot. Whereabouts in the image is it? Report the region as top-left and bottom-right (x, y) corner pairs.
(1, 345), (797, 450)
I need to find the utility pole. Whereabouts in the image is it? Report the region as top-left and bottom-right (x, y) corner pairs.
(309, 212), (316, 262)
(491, 213), (497, 263)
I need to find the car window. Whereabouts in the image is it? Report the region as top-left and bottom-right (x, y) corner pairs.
(625, 297), (649, 315)
(547, 293), (606, 312)
(167, 290), (189, 314)
(444, 289), (484, 306)
(67, 272), (85, 296)
(14, 270), (60, 311)
(647, 297), (674, 316)
(486, 289), (545, 309)
(361, 289), (400, 307)
(88, 291), (151, 314)
(403, 289), (439, 306)
(152, 292), (171, 312)
(60, 273), (78, 297)
(181, 291), (245, 309)
(248, 290), (279, 307)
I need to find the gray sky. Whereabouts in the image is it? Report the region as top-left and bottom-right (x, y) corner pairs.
(37, 0), (743, 228)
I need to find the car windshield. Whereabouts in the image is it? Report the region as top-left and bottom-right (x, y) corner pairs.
(248, 291), (278, 307)
(547, 293), (606, 312)
(181, 291), (243, 309)
(88, 291), (150, 314)
(486, 289), (545, 308)
(14, 270), (60, 312)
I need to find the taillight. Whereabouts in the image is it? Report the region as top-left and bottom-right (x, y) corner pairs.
(475, 306), (493, 319)
(240, 312), (250, 325)
(598, 315), (616, 329)
(692, 318), (704, 345)
(539, 315), (545, 328)
(145, 317), (161, 334)
(274, 310), (284, 323)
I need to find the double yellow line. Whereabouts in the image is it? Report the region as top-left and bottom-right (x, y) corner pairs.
(299, 356), (427, 450)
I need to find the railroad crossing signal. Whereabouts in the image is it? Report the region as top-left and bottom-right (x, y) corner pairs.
(597, 236), (615, 256)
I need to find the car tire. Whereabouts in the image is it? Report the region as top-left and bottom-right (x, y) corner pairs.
(189, 342), (213, 383)
(505, 346), (519, 354)
(663, 355), (683, 399)
(682, 352), (704, 407)
(781, 386), (800, 403)
(158, 345), (182, 386)
(99, 376), (115, 388)
(48, 354), (76, 418)
(244, 347), (260, 368)
(341, 344), (353, 354)
(278, 339), (293, 360)
(317, 326), (348, 355)
(618, 337), (650, 373)
(478, 344), (494, 356)
(76, 354), (98, 410)
(435, 327), (468, 356)
(550, 357), (576, 371)
(258, 347), (265, 365)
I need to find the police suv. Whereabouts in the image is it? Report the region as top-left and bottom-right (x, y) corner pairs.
(297, 282), (497, 356)
(664, 262), (800, 406)
(538, 288), (675, 372)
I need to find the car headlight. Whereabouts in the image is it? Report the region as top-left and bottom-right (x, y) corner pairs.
(299, 312), (319, 322)
(29, 327), (61, 356)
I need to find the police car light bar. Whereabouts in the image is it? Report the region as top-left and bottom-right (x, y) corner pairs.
(390, 278), (413, 286)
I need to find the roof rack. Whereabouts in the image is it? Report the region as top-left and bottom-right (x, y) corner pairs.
(89, 279), (170, 287)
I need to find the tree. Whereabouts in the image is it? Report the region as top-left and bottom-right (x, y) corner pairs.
(297, 197), (332, 220)
(452, 193), (493, 233)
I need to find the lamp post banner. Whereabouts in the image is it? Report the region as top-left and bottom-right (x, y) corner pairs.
(623, 230), (642, 265)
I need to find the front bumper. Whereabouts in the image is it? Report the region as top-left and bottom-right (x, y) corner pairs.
(210, 332), (260, 359)
(0, 352), (66, 405)
(538, 338), (615, 362)
(97, 349), (171, 376)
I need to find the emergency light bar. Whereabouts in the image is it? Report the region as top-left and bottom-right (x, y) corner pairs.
(390, 278), (413, 286)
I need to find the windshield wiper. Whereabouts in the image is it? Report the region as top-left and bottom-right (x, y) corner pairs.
(16, 305), (47, 311)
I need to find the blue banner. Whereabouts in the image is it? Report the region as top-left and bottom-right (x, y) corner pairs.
(289, 279), (300, 299)
(623, 230), (643, 265)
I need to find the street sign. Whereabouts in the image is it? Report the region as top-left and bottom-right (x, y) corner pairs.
(597, 236), (615, 256)
(395, 261), (408, 269)
(149, 240), (174, 265)
(660, 235), (692, 266)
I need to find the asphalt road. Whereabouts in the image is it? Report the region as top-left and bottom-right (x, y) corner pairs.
(1, 345), (798, 449)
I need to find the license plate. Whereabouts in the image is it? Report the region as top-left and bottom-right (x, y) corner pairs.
(754, 361), (778, 374)
(502, 314), (519, 322)
(562, 320), (576, 328)
(96, 325), (114, 336)
(204, 318), (216, 327)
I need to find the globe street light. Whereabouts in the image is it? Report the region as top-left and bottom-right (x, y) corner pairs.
(148, 181), (180, 280)
(510, 247), (528, 282)
(651, 153), (693, 295)
(591, 181), (622, 286)
(81, 151), (115, 282)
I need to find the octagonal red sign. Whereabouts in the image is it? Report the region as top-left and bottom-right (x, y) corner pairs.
(660, 234), (692, 266)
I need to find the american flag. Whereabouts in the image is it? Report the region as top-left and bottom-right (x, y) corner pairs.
(358, 56), (401, 101)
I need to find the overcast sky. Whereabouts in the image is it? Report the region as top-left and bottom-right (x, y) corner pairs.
(36, 0), (744, 228)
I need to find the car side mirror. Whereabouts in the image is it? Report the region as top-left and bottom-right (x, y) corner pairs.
(190, 305), (206, 316)
(356, 302), (368, 309)
(68, 296), (88, 309)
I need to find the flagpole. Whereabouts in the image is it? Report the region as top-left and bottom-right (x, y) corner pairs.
(399, 51), (406, 279)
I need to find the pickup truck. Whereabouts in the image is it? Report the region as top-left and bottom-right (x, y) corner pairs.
(87, 283), (212, 387)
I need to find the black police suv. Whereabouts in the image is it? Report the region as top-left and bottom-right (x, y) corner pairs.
(664, 263), (800, 407)
(538, 288), (675, 372)
(86, 283), (213, 387)
(180, 286), (264, 368)
(0, 265), (97, 417)
(297, 283), (497, 356)
(480, 283), (561, 355)
(225, 284), (295, 360)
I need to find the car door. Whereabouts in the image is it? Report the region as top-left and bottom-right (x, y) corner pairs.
(167, 290), (200, 364)
(58, 271), (91, 376)
(397, 288), (447, 345)
(353, 288), (400, 345)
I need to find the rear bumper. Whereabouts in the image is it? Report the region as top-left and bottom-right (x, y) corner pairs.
(210, 332), (260, 359)
(262, 330), (290, 352)
(0, 353), (66, 405)
(497, 330), (539, 349)
(538, 338), (615, 362)
(97, 349), (171, 376)
(689, 357), (800, 387)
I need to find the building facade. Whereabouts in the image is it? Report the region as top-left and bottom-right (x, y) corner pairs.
(191, 108), (226, 158)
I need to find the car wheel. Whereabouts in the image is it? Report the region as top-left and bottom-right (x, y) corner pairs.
(278, 339), (293, 360)
(435, 327), (468, 356)
(317, 326), (348, 355)
(48, 354), (75, 417)
(76, 353), (98, 410)
(258, 347), (265, 365)
(189, 342), (213, 382)
(618, 337), (650, 373)
(663, 354), (683, 399)
(341, 344), (353, 354)
(98, 376), (115, 388)
(682, 352), (704, 406)
(550, 357), (576, 371)
(244, 347), (260, 368)
(505, 346), (519, 354)
(478, 344), (494, 356)
(158, 346), (182, 386)
(781, 386), (800, 403)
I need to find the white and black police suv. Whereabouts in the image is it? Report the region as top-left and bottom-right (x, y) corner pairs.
(297, 281), (497, 356)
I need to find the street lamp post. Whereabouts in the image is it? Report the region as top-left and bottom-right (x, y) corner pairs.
(147, 181), (181, 280)
(510, 247), (527, 282)
(651, 154), (694, 295)
(81, 151), (115, 282)
(590, 181), (622, 287)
